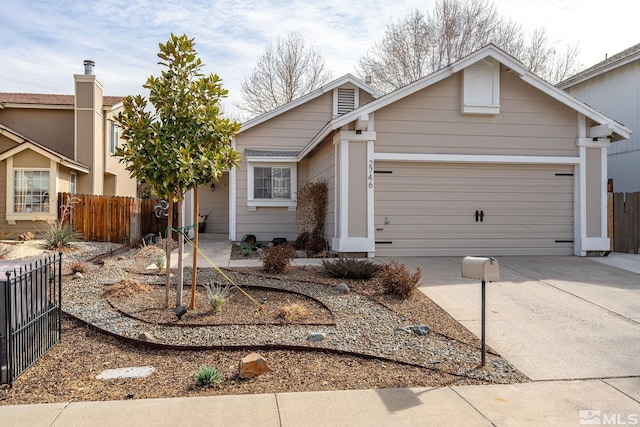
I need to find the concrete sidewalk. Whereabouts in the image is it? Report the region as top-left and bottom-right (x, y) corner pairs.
(2, 378), (639, 426)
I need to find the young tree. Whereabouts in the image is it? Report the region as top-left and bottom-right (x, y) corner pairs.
(239, 32), (333, 117)
(113, 33), (240, 308)
(358, 0), (580, 93)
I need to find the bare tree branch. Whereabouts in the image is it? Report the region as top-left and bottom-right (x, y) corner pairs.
(358, 0), (581, 93)
(239, 32), (333, 117)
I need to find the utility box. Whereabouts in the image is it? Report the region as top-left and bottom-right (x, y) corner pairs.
(461, 256), (500, 282)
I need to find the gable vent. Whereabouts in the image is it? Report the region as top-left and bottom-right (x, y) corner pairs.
(337, 88), (356, 115)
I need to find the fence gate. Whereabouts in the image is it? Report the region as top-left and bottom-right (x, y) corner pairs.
(613, 192), (640, 254)
(0, 254), (62, 386)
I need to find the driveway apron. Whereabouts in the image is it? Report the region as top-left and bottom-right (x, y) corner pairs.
(378, 256), (640, 381)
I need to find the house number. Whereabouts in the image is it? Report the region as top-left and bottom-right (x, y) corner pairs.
(368, 160), (374, 188)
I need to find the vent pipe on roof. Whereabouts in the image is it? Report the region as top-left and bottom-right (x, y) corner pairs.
(365, 75), (372, 84)
(83, 60), (95, 75)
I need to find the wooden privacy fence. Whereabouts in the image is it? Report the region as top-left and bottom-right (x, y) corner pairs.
(612, 192), (640, 254)
(57, 193), (171, 244)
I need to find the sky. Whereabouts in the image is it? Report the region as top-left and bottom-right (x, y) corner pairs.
(1, 0), (638, 119)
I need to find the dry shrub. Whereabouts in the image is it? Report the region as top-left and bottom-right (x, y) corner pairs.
(379, 260), (422, 299)
(261, 244), (294, 274)
(71, 263), (87, 274)
(278, 303), (310, 323)
(134, 244), (165, 258)
(322, 257), (381, 280)
(0, 243), (11, 259)
(104, 278), (153, 298)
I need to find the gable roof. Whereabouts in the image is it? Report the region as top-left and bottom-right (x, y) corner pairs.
(299, 44), (631, 159)
(0, 123), (90, 173)
(557, 43), (640, 89)
(0, 93), (124, 107)
(239, 74), (379, 132)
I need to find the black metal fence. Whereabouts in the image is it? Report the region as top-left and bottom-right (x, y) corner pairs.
(0, 254), (62, 386)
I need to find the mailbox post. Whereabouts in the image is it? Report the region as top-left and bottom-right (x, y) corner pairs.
(461, 256), (500, 366)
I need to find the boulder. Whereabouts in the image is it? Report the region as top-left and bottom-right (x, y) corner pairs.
(18, 232), (35, 241)
(137, 332), (154, 342)
(307, 333), (326, 342)
(335, 283), (350, 293)
(73, 272), (84, 280)
(294, 250), (307, 259)
(239, 353), (270, 379)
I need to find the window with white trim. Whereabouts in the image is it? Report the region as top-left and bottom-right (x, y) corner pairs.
(13, 170), (50, 213)
(247, 161), (297, 209)
(109, 122), (119, 155)
(254, 167), (291, 199)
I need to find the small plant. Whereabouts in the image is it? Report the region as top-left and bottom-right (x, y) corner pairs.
(154, 256), (166, 272)
(42, 222), (77, 250)
(278, 302), (310, 323)
(322, 257), (381, 280)
(379, 260), (422, 299)
(205, 282), (232, 313)
(71, 263), (87, 274)
(195, 366), (223, 387)
(241, 242), (251, 257)
(261, 244), (294, 274)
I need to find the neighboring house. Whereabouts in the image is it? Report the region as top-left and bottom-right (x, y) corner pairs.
(191, 44), (630, 257)
(557, 43), (640, 193)
(0, 60), (136, 234)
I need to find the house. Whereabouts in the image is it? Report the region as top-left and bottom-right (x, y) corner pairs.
(191, 44), (630, 257)
(0, 60), (136, 234)
(557, 43), (640, 193)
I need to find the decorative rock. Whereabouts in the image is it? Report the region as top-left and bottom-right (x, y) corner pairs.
(294, 250), (307, 259)
(239, 353), (271, 379)
(255, 247), (264, 256)
(307, 332), (326, 342)
(137, 332), (154, 342)
(335, 283), (350, 293)
(18, 232), (35, 241)
(405, 325), (431, 336)
(73, 272), (84, 279)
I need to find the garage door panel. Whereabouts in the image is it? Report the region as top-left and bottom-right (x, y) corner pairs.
(374, 162), (574, 256)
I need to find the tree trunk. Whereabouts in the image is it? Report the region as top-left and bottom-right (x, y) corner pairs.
(190, 187), (199, 309)
(164, 199), (173, 309)
(175, 191), (185, 307)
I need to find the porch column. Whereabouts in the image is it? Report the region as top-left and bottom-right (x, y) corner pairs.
(331, 130), (376, 256)
(575, 135), (610, 255)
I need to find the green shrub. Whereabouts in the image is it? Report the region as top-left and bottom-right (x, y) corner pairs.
(154, 256), (166, 272)
(379, 260), (422, 299)
(195, 366), (223, 387)
(42, 222), (77, 250)
(241, 242), (251, 257)
(205, 282), (232, 313)
(322, 257), (381, 280)
(262, 244), (294, 274)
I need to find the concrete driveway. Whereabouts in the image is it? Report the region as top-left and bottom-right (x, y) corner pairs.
(379, 255), (640, 381)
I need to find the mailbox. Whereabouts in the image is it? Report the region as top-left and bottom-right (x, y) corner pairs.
(461, 256), (499, 282)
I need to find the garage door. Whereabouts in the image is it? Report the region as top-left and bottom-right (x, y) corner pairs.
(374, 162), (574, 256)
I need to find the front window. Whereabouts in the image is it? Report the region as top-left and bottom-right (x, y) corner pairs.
(109, 122), (119, 155)
(254, 167), (291, 199)
(14, 170), (50, 213)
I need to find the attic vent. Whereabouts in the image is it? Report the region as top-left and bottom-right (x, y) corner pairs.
(337, 88), (356, 115)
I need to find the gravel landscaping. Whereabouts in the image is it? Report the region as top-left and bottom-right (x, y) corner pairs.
(0, 242), (529, 405)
